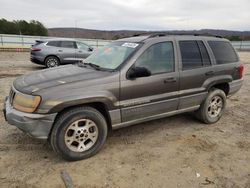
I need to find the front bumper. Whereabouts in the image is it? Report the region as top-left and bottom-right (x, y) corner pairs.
(3, 97), (57, 139)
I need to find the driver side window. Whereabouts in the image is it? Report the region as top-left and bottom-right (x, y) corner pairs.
(135, 42), (175, 75)
(77, 42), (89, 50)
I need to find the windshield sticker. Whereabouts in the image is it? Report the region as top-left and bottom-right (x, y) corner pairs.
(122, 42), (139, 48)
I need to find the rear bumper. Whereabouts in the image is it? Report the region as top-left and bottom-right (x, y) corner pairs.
(30, 55), (44, 65)
(228, 79), (243, 96)
(3, 97), (57, 139)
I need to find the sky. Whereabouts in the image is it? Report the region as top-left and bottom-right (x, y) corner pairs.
(0, 0), (250, 31)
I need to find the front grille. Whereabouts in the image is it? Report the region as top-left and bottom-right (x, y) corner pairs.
(9, 88), (16, 105)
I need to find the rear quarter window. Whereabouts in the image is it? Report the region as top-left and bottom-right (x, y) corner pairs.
(47, 41), (61, 47)
(208, 41), (239, 64)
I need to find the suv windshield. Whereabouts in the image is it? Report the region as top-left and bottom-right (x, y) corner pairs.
(83, 41), (140, 70)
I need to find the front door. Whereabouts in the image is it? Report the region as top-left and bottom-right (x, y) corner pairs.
(59, 41), (77, 64)
(120, 41), (179, 122)
(76, 42), (92, 59)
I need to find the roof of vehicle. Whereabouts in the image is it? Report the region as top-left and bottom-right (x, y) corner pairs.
(47, 38), (78, 41)
(117, 34), (229, 43)
(36, 38), (81, 43)
(34, 38), (92, 47)
(117, 36), (150, 43)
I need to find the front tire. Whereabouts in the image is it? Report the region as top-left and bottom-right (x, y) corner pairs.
(50, 107), (108, 161)
(195, 88), (226, 124)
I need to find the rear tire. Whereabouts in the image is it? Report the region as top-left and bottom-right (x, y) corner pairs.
(195, 88), (226, 124)
(50, 106), (108, 161)
(45, 56), (60, 68)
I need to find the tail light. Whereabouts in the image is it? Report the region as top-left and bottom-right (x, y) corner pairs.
(31, 48), (41, 52)
(239, 64), (244, 79)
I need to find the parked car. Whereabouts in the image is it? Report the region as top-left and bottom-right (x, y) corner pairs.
(30, 38), (94, 68)
(4, 34), (243, 161)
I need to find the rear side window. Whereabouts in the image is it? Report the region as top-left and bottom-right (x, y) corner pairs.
(208, 41), (238, 64)
(179, 41), (202, 69)
(61, 41), (76, 49)
(179, 41), (211, 70)
(47, 41), (61, 47)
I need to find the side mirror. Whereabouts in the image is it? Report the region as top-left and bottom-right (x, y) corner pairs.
(127, 66), (151, 79)
(88, 47), (93, 51)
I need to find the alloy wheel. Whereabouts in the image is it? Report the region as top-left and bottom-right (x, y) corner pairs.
(64, 119), (98, 152)
(207, 95), (223, 118)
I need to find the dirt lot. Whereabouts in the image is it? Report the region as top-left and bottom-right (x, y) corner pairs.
(0, 52), (250, 188)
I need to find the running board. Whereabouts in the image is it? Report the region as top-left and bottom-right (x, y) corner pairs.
(112, 106), (200, 130)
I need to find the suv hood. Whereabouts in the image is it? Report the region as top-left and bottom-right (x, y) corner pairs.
(13, 65), (111, 94)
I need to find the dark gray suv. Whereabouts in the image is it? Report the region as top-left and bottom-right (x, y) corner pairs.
(4, 34), (243, 161)
(31, 38), (93, 68)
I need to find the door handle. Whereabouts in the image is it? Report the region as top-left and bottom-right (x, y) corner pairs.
(58, 50), (63, 52)
(205, 71), (214, 76)
(164, 77), (177, 83)
(78, 50), (83, 53)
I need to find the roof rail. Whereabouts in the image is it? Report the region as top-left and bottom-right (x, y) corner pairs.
(192, 33), (223, 38)
(143, 32), (223, 39)
(132, 32), (151, 37)
(148, 33), (169, 38)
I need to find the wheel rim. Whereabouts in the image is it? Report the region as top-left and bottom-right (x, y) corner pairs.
(47, 58), (58, 68)
(64, 119), (98, 152)
(207, 95), (223, 118)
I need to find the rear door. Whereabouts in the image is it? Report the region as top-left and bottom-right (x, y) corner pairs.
(120, 41), (179, 122)
(178, 40), (214, 109)
(59, 41), (77, 64)
(76, 42), (92, 59)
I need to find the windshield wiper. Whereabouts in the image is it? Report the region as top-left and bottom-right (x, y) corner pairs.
(78, 61), (101, 70)
(84, 62), (100, 70)
(78, 61), (114, 72)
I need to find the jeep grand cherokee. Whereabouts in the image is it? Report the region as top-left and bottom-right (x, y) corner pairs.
(4, 34), (243, 161)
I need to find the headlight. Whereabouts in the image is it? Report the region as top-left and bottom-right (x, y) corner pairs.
(13, 92), (41, 113)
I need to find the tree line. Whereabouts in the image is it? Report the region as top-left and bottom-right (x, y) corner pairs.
(0, 19), (48, 36)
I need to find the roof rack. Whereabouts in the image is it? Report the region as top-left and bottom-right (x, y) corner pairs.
(192, 33), (223, 38)
(132, 32), (151, 37)
(140, 32), (223, 39)
(148, 33), (169, 38)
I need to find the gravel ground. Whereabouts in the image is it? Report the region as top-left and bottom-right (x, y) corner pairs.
(0, 51), (250, 188)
